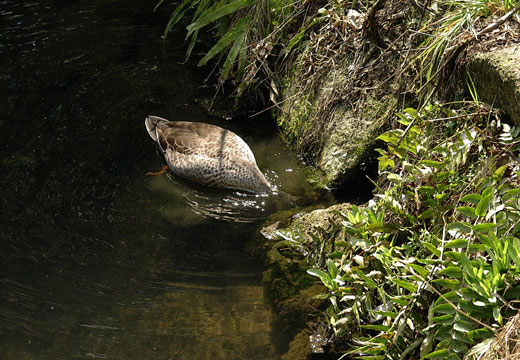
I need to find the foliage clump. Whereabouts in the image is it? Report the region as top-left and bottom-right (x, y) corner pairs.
(305, 103), (520, 359)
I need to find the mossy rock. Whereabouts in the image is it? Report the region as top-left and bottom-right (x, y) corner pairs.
(262, 240), (315, 307)
(261, 203), (352, 311)
(318, 95), (395, 188)
(266, 203), (352, 246)
(277, 51), (395, 189)
(468, 45), (520, 125)
(281, 329), (313, 360)
(261, 203), (357, 358)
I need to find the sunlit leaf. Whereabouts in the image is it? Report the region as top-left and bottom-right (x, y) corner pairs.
(472, 223), (498, 233)
(307, 268), (336, 291)
(447, 222), (472, 233)
(393, 279), (418, 293)
(438, 267), (462, 278)
(424, 347), (449, 358)
(198, 16), (249, 66)
(445, 239), (468, 248)
(419, 159), (444, 169)
(186, 0), (252, 38)
(433, 303), (455, 314)
(432, 278), (460, 288)
(409, 263), (429, 278)
(460, 193), (481, 205)
(493, 164), (508, 182)
(475, 195), (491, 217)
(432, 314), (454, 324)
(456, 206), (477, 219)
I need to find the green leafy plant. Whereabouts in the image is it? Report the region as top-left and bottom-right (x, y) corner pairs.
(307, 101), (520, 359)
(156, 0), (254, 82)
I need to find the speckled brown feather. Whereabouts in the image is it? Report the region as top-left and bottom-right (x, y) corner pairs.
(145, 116), (272, 193)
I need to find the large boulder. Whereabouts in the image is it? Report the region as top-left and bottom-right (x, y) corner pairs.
(277, 54), (395, 189)
(468, 45), (520, 125)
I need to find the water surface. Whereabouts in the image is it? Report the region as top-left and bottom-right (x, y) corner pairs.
(0, 1), (325, 358)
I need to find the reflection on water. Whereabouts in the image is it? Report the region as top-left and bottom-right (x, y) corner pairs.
(0, 0), (328, 359)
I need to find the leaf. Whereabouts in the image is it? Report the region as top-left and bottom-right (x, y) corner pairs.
(508, 238), (520, 266)
(445, 239), (468, 248)
(451, 339), (469, 352)
(387, 173), (403, 182)
(219, 24), (247, 79)
(377, 129), (403, 145)
(424, 242), (441, 257)
(198, 16), (250, 66)
(467, 327), (494, 340)
(393, 279), (418, 293)
(447, 222), (472, 233)
(409, 263), (429, 278)
(378, 155), (395, 172)
(472, 223), (498, 233)
(235, 44), (247, 81)
(360, 324), (391, 331)
(419, 159), (444, 169)
(417, 185), (435, 195)
(352, 268), (378, 289)
(454, 320), (474, 333)
(502, 188), (520, 201)
(327, 259), (338, 279)
(307, 269), (335, 290)
(162, 0), (203, 43)
(424, 348), (449, 358)
(434, 291), (459, 306)
(419, 208), (436, 219)
(432, 314), (454, 324)
(185, 29), (198, 59)
(433, 303), (456, 314)
(493, 164), (508, 182)
(186, 0), (252, 37)
(365, 222), (400, 234)
(461, 193), (481, 204)
(475, 195), (491, 217)
(445, 251), (462, 262)
(456, 206), (477, 219)
(432, 278), (460, 289)
(438, 267), (463, 278)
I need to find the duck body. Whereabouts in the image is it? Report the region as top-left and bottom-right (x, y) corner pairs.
(145, 116), (272, 193)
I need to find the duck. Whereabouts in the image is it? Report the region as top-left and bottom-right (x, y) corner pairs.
(145, 115), (272, 193)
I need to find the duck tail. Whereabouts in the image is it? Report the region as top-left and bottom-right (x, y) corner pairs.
(145, 115), (168, 142)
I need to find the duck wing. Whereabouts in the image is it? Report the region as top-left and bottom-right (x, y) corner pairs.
(159, 121), (257, 164)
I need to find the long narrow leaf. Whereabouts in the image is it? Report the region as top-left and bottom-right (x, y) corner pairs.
(198, 16), (249, 66)
(185, 29), (199, 60)
(186, 0), (252, 38)
(219, 23), (247, 79)
(162, 0), (200, 40)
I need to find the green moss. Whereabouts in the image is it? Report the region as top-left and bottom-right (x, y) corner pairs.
(277, 92), (315, 149)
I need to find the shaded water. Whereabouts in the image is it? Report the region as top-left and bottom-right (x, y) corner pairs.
(0, 1), (328, 359)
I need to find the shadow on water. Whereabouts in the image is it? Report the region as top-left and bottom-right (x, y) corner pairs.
(0, 1), (333, 359)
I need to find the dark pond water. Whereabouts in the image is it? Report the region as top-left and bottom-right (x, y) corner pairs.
(0, 1), (330, 359)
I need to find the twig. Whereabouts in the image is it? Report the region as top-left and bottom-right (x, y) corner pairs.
(477, 3), (520, 37)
